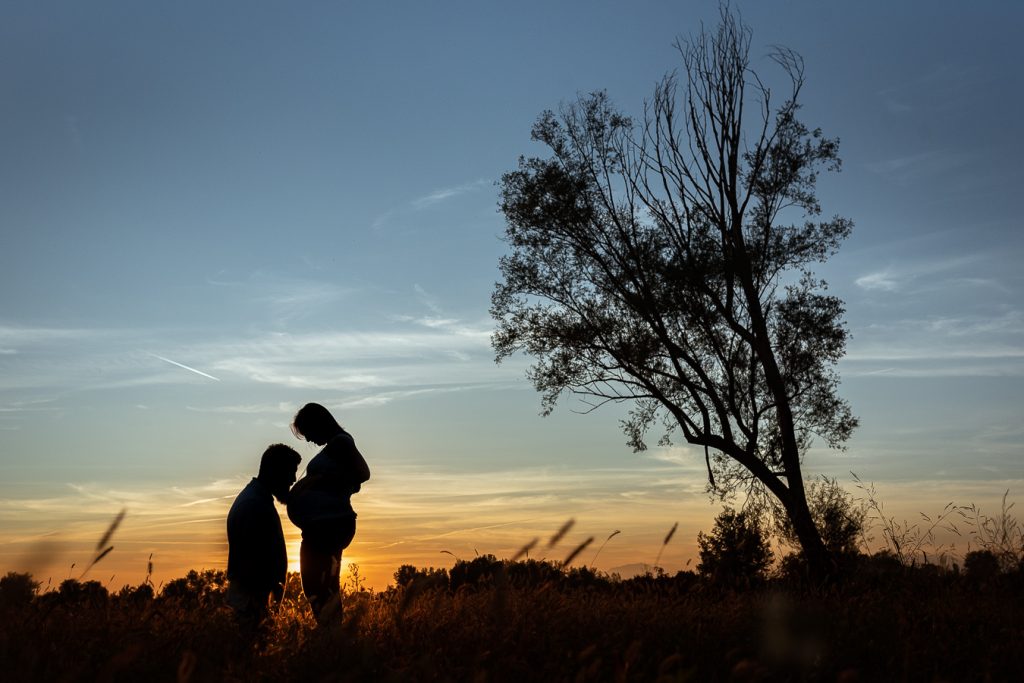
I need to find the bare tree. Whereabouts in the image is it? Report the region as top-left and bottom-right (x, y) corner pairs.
(492, 8), (857, 580)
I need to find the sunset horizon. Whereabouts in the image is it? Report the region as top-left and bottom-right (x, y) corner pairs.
(5, 459), (1019, 592)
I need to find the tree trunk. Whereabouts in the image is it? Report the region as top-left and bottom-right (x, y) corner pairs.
(725, 230), (834, 580)
(784, 493), (833, 581)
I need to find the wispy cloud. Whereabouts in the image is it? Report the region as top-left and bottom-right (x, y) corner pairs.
(206, 272), (355, 326)
(0, 324), (116, 350)
(0, 279), (498, 399)
(923, 310), (1024, 337)
(0, 310), (502, 401)
(410, 179), (490, 210)
(854, 270), (900, 292)
(0, 331), (161, 392)
(192, 287), (496, 389)
(0, 398), (58, 431)
(876, 64), (984, 116)
(845, 308), (1024, 377)
(373, 178), (491, 230)
(0, 398), (58, 413)
(854, 254), (985, 293)
(331, 383), (511, 410)
(257, 282), (348, 307)
(845, 346), (1024, 362)
(864, 149), (972, 185)
(413, 283), (443, 315)
(185, 402), (296, 415)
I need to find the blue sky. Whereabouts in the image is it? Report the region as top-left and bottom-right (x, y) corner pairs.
(1, 1), (1021, 588)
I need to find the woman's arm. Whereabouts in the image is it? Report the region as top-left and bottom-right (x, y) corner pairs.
(350, 443), (370, 484)
(322, 432), (370, 486)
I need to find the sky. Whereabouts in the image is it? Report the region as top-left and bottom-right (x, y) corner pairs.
(1, 0), (1022, 591)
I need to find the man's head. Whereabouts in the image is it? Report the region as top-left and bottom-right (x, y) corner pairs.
(258, 443), (301, 503)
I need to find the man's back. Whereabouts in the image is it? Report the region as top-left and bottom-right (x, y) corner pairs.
(226, 478), (287, 597)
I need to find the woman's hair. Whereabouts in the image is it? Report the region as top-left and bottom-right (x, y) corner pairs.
(291, 402), (342, 441)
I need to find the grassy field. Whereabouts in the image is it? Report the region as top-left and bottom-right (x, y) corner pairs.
(1, 557), (1021, 682)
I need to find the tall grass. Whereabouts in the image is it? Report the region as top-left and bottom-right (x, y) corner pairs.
(963, 490), (1024, 571)
(2, 557), (1022, 682)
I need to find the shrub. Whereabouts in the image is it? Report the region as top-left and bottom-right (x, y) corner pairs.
(116, 582), (155, 605)
(563, 565), (611, 590)
(963, 491), (1023, 573)
(448, 554), (502, 592)
(858, 550), (905, 582)
(393, 564), (449, 589)
(0, 572), (39, 609)
(963, 550), (1001, 583)
(506, 558), (564, 588)
(57, 579), (109, 605)
(160, 569), (226, 607)
(698, 506), (774, 586)
(776, 477), (866, 555)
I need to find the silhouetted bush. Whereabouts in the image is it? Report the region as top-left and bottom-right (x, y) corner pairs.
(57, 578), (109, 605)
(395, 559), (618, 595)
(843, 550), (908, 590)
(777, 549), (864, 584)
(964, 549), (1001, 583)
(563, 565), (614, 590)
(116, 582), (154, 605)
(698, 506), (774, 587)
(448, 554), (501, 591)
(0, 571), (39, 609)
(159, 568), (226, 607)
(777, 552), (809, 583)
(619, 568), (699, 595)
(505, 558), (564, 587)
(776, 477), (867, 557)
(394, 564), (449, 588)
(963, 491), (1024, 573)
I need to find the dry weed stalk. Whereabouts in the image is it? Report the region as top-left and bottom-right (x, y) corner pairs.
(853, 474), (962, 566)
(653, 522), (678, 570)
(79, 509), (127, 579)
(963, 490), (1023, 571)
(590, 529), (620, 568)
(561, 537), (594, 568)
(548, 518), (575, 547)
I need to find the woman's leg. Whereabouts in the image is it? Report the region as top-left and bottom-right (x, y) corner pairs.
(300, 540), (341, 622)
(300, 519), (356, 623)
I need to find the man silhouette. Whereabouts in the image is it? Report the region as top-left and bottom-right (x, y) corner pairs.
(226, 443), (301, 632)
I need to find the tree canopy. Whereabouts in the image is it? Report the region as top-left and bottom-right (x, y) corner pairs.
(492, 8), (856, 579)
(698, 506), (774, 585)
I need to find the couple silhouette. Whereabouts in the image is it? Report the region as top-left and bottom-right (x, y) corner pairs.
(225, 403), (370, 630)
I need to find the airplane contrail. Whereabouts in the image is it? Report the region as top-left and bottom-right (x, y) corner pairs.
(149, 353), (220, 381)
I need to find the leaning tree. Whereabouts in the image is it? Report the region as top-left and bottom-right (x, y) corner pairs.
(492, 9), (857, 580)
